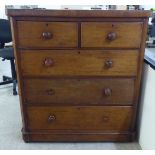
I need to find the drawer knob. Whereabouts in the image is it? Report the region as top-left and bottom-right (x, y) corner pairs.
(48, 115), (56, 123)
(104, 88), (112, 96)
(42, 32), (53, 39)
(46, 89), (55, 95)
(105, 60), (113, 68)
(107, 32), (117, 41)
(44, 58), (54, 67)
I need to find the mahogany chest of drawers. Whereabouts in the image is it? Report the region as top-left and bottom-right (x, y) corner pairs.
(7, 9), (151, 142)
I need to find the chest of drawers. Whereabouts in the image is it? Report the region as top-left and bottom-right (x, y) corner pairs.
(7, 9), (151, 142)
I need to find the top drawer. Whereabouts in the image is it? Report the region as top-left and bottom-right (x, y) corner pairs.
(81, 22), (142, 48)
(17, 21), (78, 48)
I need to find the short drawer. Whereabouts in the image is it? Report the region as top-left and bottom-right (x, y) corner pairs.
(17, 21), (78, 48)
(27, 106), (133, 131)
(81, 22), (142, 48)
(24, 78), (135, 105)
(20, 50), (138, 77)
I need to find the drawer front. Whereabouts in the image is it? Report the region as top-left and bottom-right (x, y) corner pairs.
(17, 21), (78, 48)
(27, 106), (133, 131)
(81, 22), (142, 48)
(20, 50), (138, 76)
(24, 78), (135, 105)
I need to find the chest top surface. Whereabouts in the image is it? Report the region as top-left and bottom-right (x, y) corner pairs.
(7, 9), (152, 18)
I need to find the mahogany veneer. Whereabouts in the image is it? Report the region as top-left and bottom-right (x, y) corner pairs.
(7, 9), (152, 142)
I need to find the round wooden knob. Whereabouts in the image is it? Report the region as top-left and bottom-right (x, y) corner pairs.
(48, 115), (56, 123)
(46, 89), (55, 95)
(107, 32), (117, 41)
(44, 58), (54, 67)
(104, 88), (112, 96)
(42, 32), (52, 39)
(105, 60), (113, 68)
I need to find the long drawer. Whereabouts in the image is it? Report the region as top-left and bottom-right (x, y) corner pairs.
(17, 21), (78, 48)
(20, 50), (138, 77)
(27, 106), (133, 131)
(81, 22), (142, 48)
(24, 78), (135, 105)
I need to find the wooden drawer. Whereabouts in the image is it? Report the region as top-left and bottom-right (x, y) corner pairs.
(81, 22), (142, 48)
(24, 78), (135, 105)
(27, 106), (133, 131)
(17, 21), (78, 48)
(20, 50), (138, 77)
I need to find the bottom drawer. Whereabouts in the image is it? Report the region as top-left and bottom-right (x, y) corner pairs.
(27, 106), (133, 132)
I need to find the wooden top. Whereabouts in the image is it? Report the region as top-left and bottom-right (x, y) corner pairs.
(7, 9), (152, 18)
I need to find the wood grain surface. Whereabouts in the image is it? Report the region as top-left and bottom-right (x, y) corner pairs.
(27, 106), (133, 131)
(24, 78), (135, 105)
(81, 22), (142, 48)
(17, 21), (78, 48)
(8, 9), (151, 142)
(7, 9), (152, 18)
(20, 50), (139, 77)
